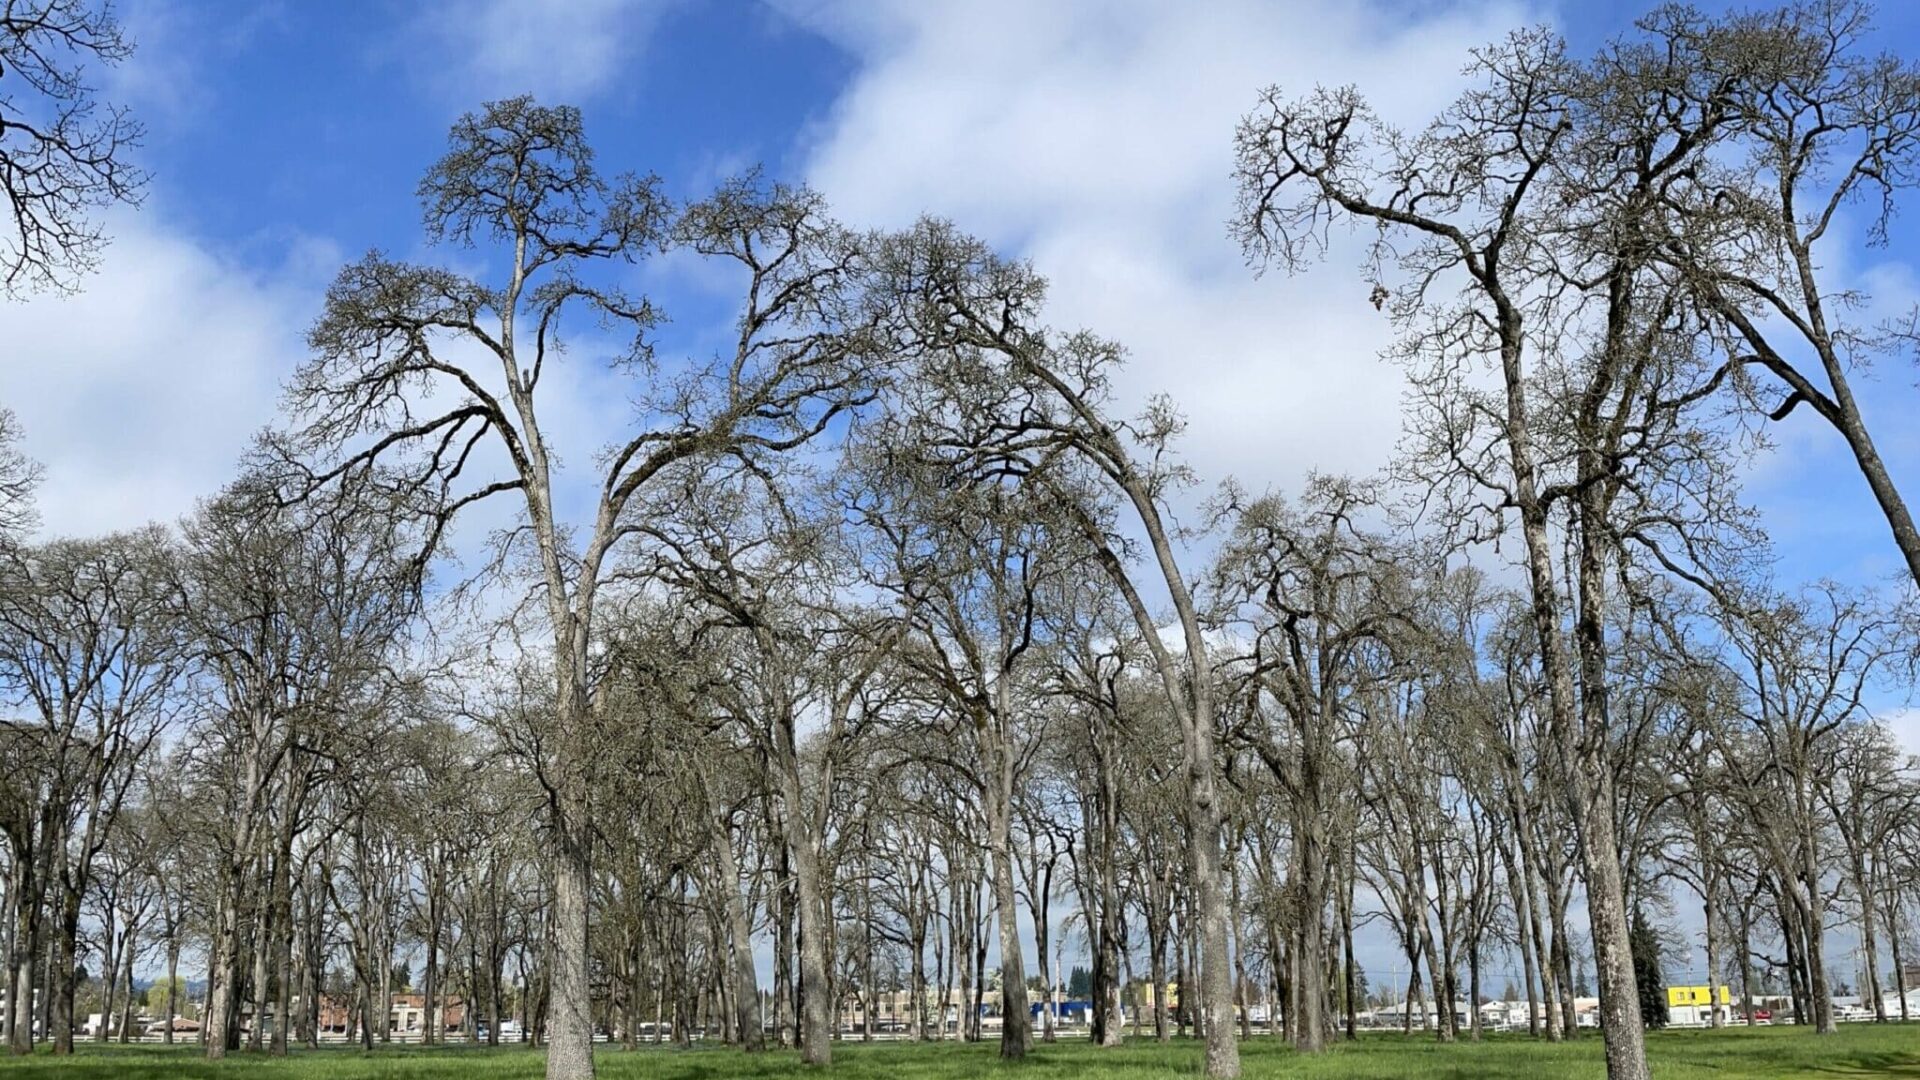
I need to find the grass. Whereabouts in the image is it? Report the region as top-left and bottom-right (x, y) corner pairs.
(6, 1026), (1920, 1079)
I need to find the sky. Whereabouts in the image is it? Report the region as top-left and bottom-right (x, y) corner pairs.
(4, 0), (1920, 990)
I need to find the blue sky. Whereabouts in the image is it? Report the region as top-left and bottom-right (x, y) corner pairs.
(6, 0), (1918, 595)
(124, 3), (851, 265)
(3, 0), (1919, 989)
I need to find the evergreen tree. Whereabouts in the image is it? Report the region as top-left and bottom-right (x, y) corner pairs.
(1067, 967), (1092, 999)
(1631, 908), (1668, 1030)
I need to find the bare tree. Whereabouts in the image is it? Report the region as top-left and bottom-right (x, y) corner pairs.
(180, 480), (416, 1059)
(1820, 723), (1913, 1023)
(0, 527), (183, 1053)
(1232, 18), (1760, 1072)
(1699, 584), (1901, 1034)
(623, 461), (898, 1065)
(1210, 476), (1410, 1052)
(1048, 579), (1137, 1049)
(0, 0), (143, 294)
(878, 220), (1245, 1079)
(276, 96), (884, 1080)
(0, 411), (38, 546)
(1646, 0), (1920, 590)
(596, 605), (769, 1053)
(846, 426), (1091, 1060)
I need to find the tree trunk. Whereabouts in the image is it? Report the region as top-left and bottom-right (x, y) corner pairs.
(772, 837), (794, 1047)
(1567, 486), (1649, 1077)
(1148, 884), (1169, 1043)
(1092, 734), (1125, 1047)
(1, 851), (18, 1052)
(49, 877), (79, 1054)
(909, 904), (928, 1042)
(164, 936), (179, 1045)
(1886, 890), (1909, 1024)
(205, 741), (267, 1062)
(117, 941), (135, 1044)
(96, 904), (118, 1045)
(1178, 666), (1239, 1077)
(1781, 894), (1807, 1025)
(1703, 876), (1724, 1028)
(7, 854), (37, 1055)
(1801, 875), (1836, 1034)
(1033, 872), (1053, 1045)
(1853, 857), (1884, 1023)
(246, 905), (268, 1051)
(1501, 825), (1541, 1039)
(1230, 852), (1250, 1041)
(545, 674), (597, 1079)
(1293, 801), (1330, 1051)
(712, 814), (764, 1052)
(973, 906), (988, 1042)
(1342, 841), (1359, 1041)
(1738, 903), (1755, 1027)
(987, 802), (1031, 1059)
(272, 856), (296, 1055)
(782, 778), (833, 1066)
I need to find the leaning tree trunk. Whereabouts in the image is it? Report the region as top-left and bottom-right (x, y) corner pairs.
(1050, 401), (1242, 1078)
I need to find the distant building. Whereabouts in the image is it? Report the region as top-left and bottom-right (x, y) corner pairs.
(837, 988), (989, 1033)
(1478, 999), (1540, 1029)
(1665, 985), (1733, 1027)
(1029, 999), (1096, 1023)
(315, 994), (467, 1038)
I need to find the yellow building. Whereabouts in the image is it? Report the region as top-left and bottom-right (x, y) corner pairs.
(1665, 985), (1732, 1027)
(1665, 986), (1730, 1008)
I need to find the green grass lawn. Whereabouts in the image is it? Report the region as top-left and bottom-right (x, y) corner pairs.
(6, 1026), (1920, 1079)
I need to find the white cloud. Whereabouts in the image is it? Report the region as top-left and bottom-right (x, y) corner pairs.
(791, 0), (1540, 498)
(414, 0), (678, 103)
(0, 211), (322, 538)
(1884, 707), (1920, 761)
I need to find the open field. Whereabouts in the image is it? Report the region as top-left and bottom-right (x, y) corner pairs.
(7, 1027), (1920, 1080)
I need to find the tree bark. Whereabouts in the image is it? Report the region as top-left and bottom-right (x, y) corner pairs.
(986, 759), (1031, 1060)
(712, 811), (764, 1052)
